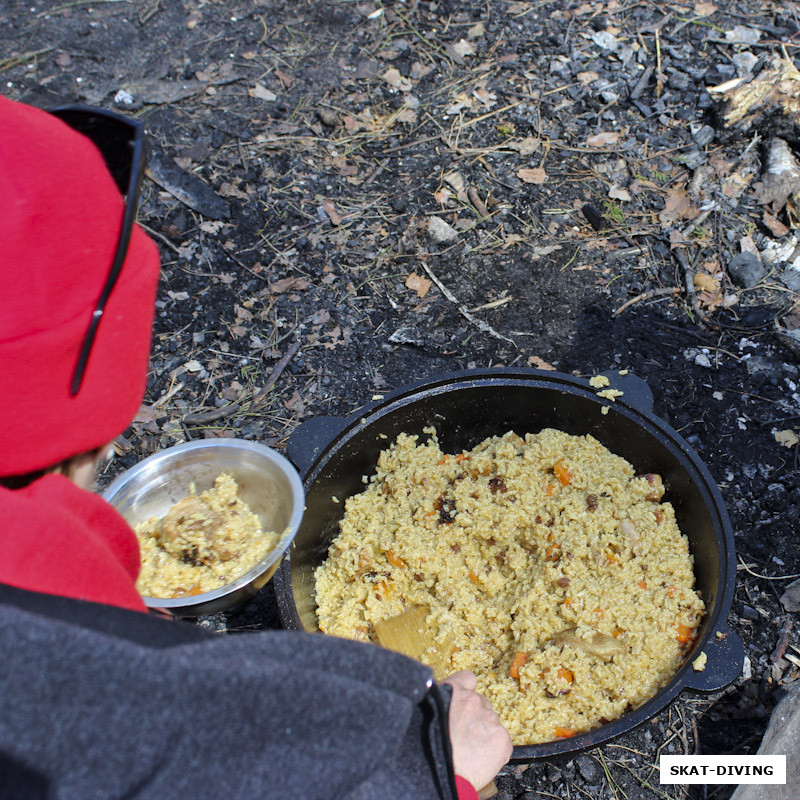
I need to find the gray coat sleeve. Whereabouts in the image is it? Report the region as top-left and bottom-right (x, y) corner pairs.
(0, 587), (457, 800)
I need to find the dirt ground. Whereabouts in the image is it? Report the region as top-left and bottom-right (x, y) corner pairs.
(3, 0), (800, 797)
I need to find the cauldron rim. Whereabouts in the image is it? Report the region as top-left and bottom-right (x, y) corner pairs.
(274, 368), (743, 761)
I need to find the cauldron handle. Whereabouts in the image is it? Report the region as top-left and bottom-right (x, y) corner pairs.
(287, 416), (349, 477)
(599, 370), (654, 414)
(685, 622), (745, 692)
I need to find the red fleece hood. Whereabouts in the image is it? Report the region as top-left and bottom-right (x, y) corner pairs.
(0, 94), (160, 476)
(0, 475), (146, 612)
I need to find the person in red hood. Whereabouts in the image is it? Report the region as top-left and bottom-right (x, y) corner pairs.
(0, 95), (511, 800)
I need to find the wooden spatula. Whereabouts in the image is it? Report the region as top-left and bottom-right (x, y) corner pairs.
(373, 607), (499, 799)
(374, 605), (453, 680)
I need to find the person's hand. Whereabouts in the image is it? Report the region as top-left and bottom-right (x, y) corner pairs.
(443, 670), (512, 791)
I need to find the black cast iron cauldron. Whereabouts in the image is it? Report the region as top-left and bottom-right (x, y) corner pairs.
(273, 368), (744, 762)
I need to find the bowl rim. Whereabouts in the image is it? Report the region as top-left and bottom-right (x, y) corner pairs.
(103, 438), (305, 609)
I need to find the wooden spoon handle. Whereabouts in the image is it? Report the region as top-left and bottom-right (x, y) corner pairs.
(478, 780), (499, 799)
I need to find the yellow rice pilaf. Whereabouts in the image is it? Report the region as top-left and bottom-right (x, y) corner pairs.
(135, 473), (280, 599)
(314, 428), (704, 745)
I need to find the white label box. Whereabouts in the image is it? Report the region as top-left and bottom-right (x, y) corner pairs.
(660, 755), (786, 784)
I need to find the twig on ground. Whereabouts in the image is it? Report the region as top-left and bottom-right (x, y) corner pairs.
(467, 186), (489, 217)
(737, 556), (800, 581)
(419, 262), (516, 347)
(138, 221), (181, 254)
(183, 403), (241, 425)
(771, 617), (793, 662)
(671, 245), (719, 330)
(252, 339), (301, 408)
(0, 48), (54, 72)
(614, 286), (680, 316)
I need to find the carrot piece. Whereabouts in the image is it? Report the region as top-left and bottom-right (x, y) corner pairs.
(509, 652), (529, 680)
(545, 483), (556, 497)
(556, 668), (574, 683)
(593, 607), (605, 616)
(468, 570), (481, 585)
(637, 580), (647, 589)
(174, 585), (203, 597)
(676, 623), (693, 643)
(553, 459), (573, 486)
(612, 628), (624, 638)
(563, 597), (572, 608)
(607, 552), (620, 566)
(555, 727), (576, 739)
(455, 453), (470, 463)
(437, 455), (451, 466)
(386, 550), (407, 568)
(667, 584), (677, 598)
(545, 544), (561, 562)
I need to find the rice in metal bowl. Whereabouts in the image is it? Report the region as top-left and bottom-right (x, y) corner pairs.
(135, 473), (281, 599)
(314, 428), (704, 745)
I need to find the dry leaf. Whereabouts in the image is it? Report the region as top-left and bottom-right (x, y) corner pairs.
(467, 21), (485, 39)
(693, 1), (717, 16)
(343, 115), (362, 133)
(753, 174), (800, 214)
(310, 309), (331, 325)
(586, 131), (620, 147)
(249, 83), (277, 102)
(780, 578), (800, 612)
(775, 429), (799, 448)
(719, 170), (751, 200)
(133, 405), (158, 424)
(321, 199), (342, 225)
(269, 277), (311, 294)
(218, 182), (250, 200)
(509, 136), (540, 156)
(763, 211), (790, 237)
(609, 186), (631, 202)
(283, 389), (305, 414)
(434, 188), (453, 204)
(784, 313), (800, 331)
(381, 68), (412, 92)
(444, 171), (466, 192)
(445, 94), (474, 115)
(531, 244), (562, 257)
(527, 356), (556, 370)
(473, 87), (497, 107)
(693, 272), (719, 292)
(411, 61), (433, 80)
(447, 39), (476, 63)
(405, 272), (432, 298)
(659, 186), (699, 226)
(274, 69), (293, 88)
(577, 71), (599, 85)
(507, 1), (531, 14)
(669, 229), (690, 249)
(517, 167), (547, 184)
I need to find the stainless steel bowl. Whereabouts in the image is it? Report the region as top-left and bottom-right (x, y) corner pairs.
(103, 439), (305, 616)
